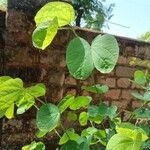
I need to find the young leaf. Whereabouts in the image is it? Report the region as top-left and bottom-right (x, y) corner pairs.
(79, 112), (88, 126)
(106, 133), (142, 150)
(91, 34), (119, 73)
(132, 91), (150, 102)
(134, 70), (147, 85)
(0, 78), (24, 118)
(36, 130), (47, 138)
(66, 37), (94, 80)
(35, 2), (75, 27)
(22, 141), (45, 150)
(82, 84), (109, 94)
(70, 96), (92, 110)
(36, 103), (60, 132)
(58, 95), (74, 113)
(133, 107), (150, 118)
(98, 103), (117, 119)
(60, 140), (89, 150)
(116, 123), (148, 141)
(5, 103), (14, 119)
(67, 111), (77, 122)
(32, 18), (58, 50)
(59, 129), (80, 145)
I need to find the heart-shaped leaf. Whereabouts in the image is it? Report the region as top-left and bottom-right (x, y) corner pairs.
(36, 103), (60, 132)
(106, 133), (142, 150)
(70, 96), (92, 110)
(91, 34), (119, 73)
(32, 17), (58, 50)
(35, 2), (75, 27)
(66, 37), (94, 80)
(134, 70), (147, 85)
(82, 84), (109, 94)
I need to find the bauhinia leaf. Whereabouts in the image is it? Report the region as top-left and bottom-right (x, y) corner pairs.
(35, 2), (75, 27)
(66, 37), (94, 80)
(32, 17), (58, 50)
(91, 34), (119, 73)
(36, 103), (60, 132)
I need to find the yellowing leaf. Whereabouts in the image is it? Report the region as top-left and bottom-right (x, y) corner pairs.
(35, 2), (75, 27)
(5, 103), (14, 119)
(32, 17), (58, 50)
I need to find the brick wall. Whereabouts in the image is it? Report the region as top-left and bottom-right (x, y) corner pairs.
(0, 0), (150, 149)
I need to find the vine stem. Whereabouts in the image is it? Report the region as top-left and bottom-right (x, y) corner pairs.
(34, 104), (39, 110)
(54, 129), (61, 138)
(59, 25), (78, 37)
(60, 124), (70, 139)
(36, 97), (46, 105)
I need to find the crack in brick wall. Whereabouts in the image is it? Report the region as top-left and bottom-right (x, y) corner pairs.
(0, 0), (150, 149)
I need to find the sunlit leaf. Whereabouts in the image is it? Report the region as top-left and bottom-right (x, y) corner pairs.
(82, 84), (109, 94)
(36, 103), (60, 132)
(32, 18), (58, 50)
(91, 34), (119, 73)
(66, 37), (94, 80)
(35, 2), (75, 27)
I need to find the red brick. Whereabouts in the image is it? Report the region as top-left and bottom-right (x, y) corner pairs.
(105, 89), (121, 100)
(116, 66), (135, 77)
(132, 100), (143, 109)
(65, 89), (77, 96)
(117, 78), (130, 88)
(49, 69), (65, 86)
(65, 75), (77, 85)
(111, 100), (129, 111)
(121, 90), (133, 100)
(106, 78), (116, 88)
(118, 56), (127, 64)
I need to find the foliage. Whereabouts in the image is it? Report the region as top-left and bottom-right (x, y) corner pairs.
(71, 0), (114, 30)
(0, 1), (149, 150)
(0, 0), (7, 11)
(139, 31), (150, 42)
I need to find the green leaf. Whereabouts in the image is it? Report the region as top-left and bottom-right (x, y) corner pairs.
(134, 70), (147, 85)
(26, 83), (46, 98)
(22, 141), (45, 150)
(98, 103), (117, 119)
(81, 84), (109, 94)
(88, 106), (99, 117)
(91, 34), (119, 73)
(67, 111), (77, 122)
(133, 107), (150, 118)
(36, 130), (47, 138)
(79, 112), (88, 126)
(59, 129), (80, 145)
(116, 123), (148, 141)
(35, 2), (75, 27)
(5, 103), (14, 119)
(106, 133), (142, 150)
(60, 140), (89, 150)
(132, 91), (150, 102)
(0, 76), (46, 118)
(36, 103), (60, 132)
(0, 76), (12, 85)
(58, 95), (74, 113)
(0, 78), (24, 118)
(66, 37), (94, 80)
(32, 18), (58, 50)
(70, 96), (92, 110)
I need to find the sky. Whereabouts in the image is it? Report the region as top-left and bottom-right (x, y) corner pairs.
(103, 0), (150, 39)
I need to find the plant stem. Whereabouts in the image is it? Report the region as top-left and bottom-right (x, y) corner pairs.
(54, 129), (61, 138)
(36, 97), (46, 105)
(60, 124), (70, 139)
(34, 104), (39, 110)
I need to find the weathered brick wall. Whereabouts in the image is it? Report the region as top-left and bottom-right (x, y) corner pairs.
(0, 0), (150, 149)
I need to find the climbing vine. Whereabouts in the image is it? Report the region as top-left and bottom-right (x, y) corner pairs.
(0, 1), (149, 150)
